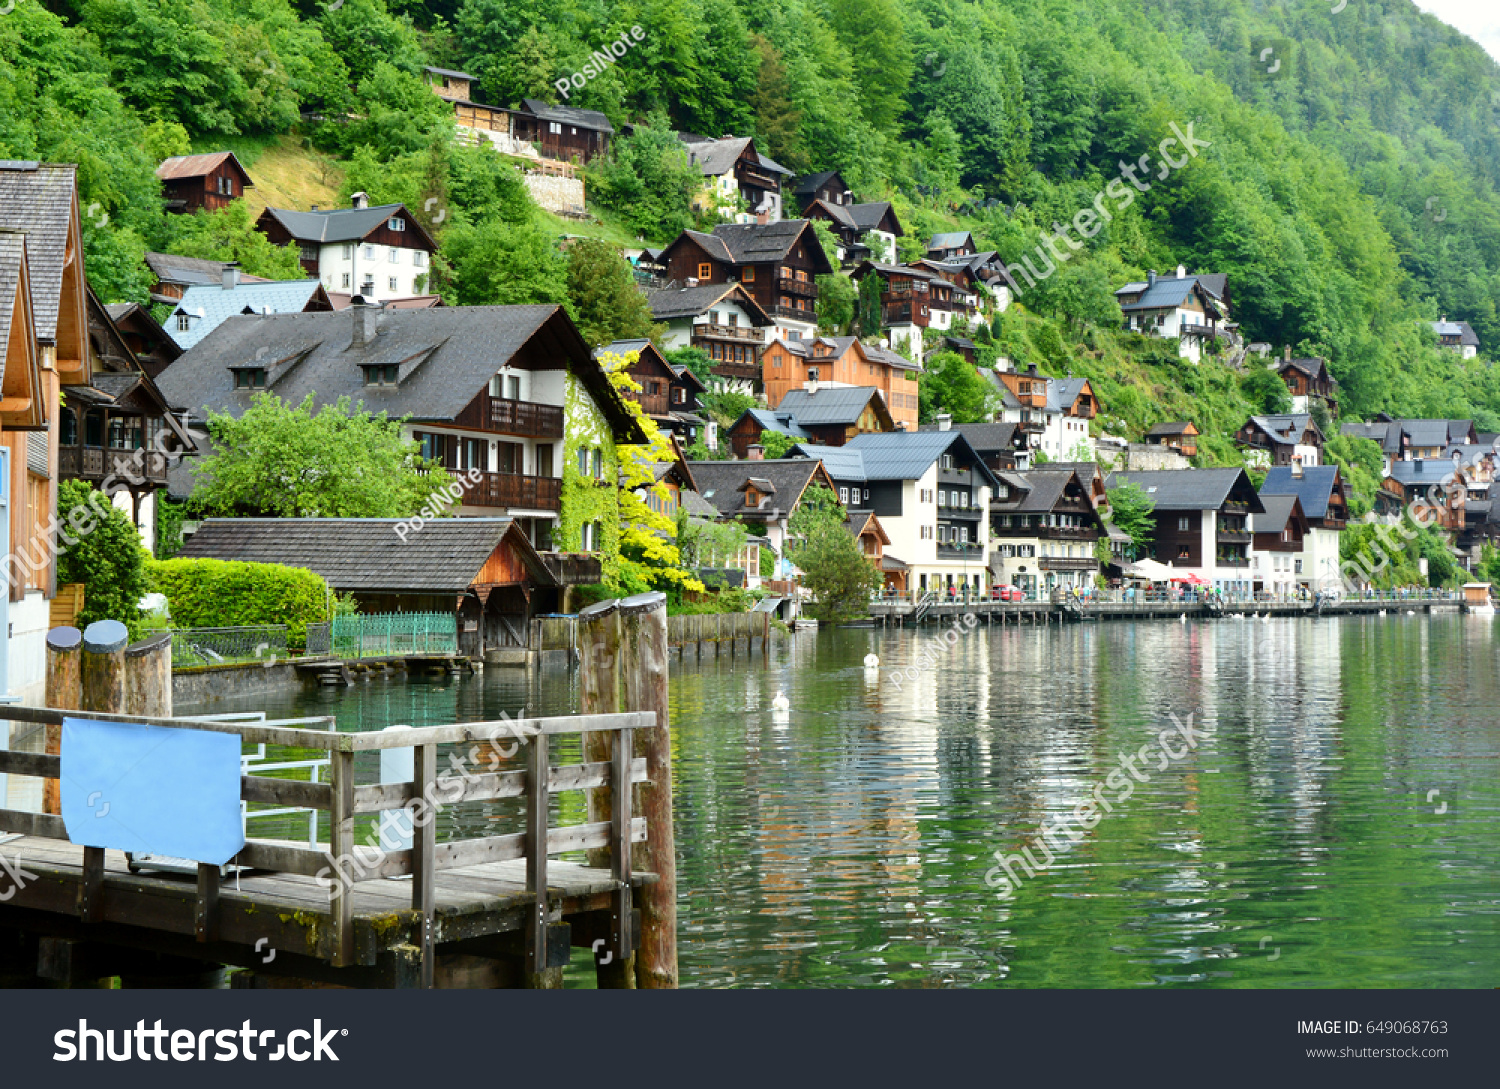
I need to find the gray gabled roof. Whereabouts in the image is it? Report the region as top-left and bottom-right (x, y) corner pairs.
(738, 408), (811, 441)
(1117, 275), (1201, 312)
(774, 385), (887, 427)
(847, 202), (898, 232)
(1105, 468), (1265, 512)
(642, 282), (772, 324)
(1431, 319), (1480, 346)
(0, 161), (76, 342)
(928, 231), (974, 250)
(1145, 421), (1196, 437)
(843, 430), (1000, 489)
(519, 98), (613, 133)
(682, 136), (753, 176)
(710, 220), (827, 268)
(686, 459), (829, 519)
(154, 304), (643, 441)
(170, 279), (327, 349)
(917, 421), (1021, 452)
(1259, 465), (1342, 520)
(1387, 459), (1454, 487)
(992, 467), (1087, 515)
(424, 65), (477, 80)
(787, 442), (866, 483)
(177, 517), (553, 593)
(258, 203), (436, 248)
(1251, 494), (1304, 535)
(1244, 413), (1317, 446)
(145, 251), (270, 288)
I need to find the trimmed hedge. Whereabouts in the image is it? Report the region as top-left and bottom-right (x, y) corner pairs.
(147, 557), (331, 648)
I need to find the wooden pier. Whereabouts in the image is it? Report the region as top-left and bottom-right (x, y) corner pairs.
(0, 593), (680, 989)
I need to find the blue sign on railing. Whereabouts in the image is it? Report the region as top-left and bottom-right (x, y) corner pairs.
(60, 718), (246, 865)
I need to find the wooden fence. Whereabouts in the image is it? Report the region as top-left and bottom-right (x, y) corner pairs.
(532, 611), (771, 661)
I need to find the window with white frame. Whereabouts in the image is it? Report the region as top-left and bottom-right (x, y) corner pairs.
(389, 248), (400, 263)
(413, 251), (426, 267)
(364, 245), (375, 259)
(342, 245), (353, 260)
(388, 276), (398, 291)
(341, 273), (350, 288)
(388, 218), (405, 232)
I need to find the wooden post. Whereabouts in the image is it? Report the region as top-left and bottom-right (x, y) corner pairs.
(80, 620), (129, 715)
(124, 631), (172, 718)
(617, 592), (678, 989)
(576, 599), (634, 988)
(43, 627), (83, 815)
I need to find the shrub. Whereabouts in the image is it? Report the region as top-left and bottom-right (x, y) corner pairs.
(147, 557), (332, 649)
(56, 481), (151, 640)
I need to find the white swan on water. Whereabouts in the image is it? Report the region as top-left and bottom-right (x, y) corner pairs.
(1179, 613), (1187, 624)
(771, 690), (790, 712)
(864, 653), (880, 669)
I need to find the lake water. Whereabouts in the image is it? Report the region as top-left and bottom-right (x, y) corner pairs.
(184, 613), (1500, 988)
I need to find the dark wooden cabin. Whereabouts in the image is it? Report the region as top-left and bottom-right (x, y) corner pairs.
(155, 152), (253, 214)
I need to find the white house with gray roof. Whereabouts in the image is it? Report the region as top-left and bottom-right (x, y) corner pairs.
(1114, 266), (1230, 362)
(255, 195), (438, 303)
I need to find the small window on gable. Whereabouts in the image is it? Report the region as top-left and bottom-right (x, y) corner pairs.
(698, 263), (712, 280)
(363, 364), (399, 386)
(742, 267), (754, 282)
(389, 218), (405, 232)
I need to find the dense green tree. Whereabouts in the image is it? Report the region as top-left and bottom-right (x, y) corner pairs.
(919, 350), (992, 423)
(162, 201), (307, 281)
(1240, 366), (1294, 416)
(56, 480), (151, 640)
(1105, 480), (1156, 559)
(585, 116), (701, 241)
(436, 218), (568, 306)
(194, 393), (451, 517)
(788, 483), (880, 620)
(566, 238), (662, 347)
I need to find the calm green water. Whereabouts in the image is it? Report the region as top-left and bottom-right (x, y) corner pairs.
(185, 614), (1500, 988)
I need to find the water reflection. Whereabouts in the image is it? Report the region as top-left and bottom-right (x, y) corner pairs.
(185, 614), (1500, 988)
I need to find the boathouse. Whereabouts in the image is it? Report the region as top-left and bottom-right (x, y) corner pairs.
(177, 517), (576, 660)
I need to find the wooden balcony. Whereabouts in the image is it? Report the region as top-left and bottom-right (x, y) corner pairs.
(540, 552), (602, 585)
(1039, 556), (1099, 571)
(775, 275), (817, 298)
(773, 305), (815, 322)
(694, 322), (763, 343)
(883, 304), (916, 325)
(455, 471), (562, 511)
(489, 397), (564, 439)
(59, 446), (169, 486)
(1217, 529), (1253, 544)
(936, 543), (985, 559)
(709, 360), (761, 381)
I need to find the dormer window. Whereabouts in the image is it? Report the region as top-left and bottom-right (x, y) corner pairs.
(745, 487), (760, 506)
(234, 368), (268, 389)
(363, 364), (399, 386)
(176, 313), (191, 332)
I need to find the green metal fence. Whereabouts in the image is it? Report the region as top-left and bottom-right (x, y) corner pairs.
(172, 626), (288, 669)
(331, 612), (458, 659)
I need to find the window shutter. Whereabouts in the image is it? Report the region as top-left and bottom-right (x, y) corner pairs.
(28, 432), (48, 476)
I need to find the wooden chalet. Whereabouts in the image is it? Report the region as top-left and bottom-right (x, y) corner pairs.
(424, 66), (476, 101)
(177, 518), (565, 659)
(793, 171), (855, 211)
(908, 258), (979, 318)
(658, 221), (832, 340)
(597, 339), (707, 443)
(1235, 413), (1324, 467)
(743, 385), (894, 452)
(1250, 494), (1310, 555)
(642, 282), (773, 385)
(1273, 350), (1340, 416)
(1105, 468), (1265, 578)
(1145, 421), (1199, 458)
(801, 198), (904, 265)
(850, 261), (952, 332)
(70, 289), (195, 541)
(511, 100), (613, 163)
(1384, 460), (1465, 531)
(761, 335), (920, 431)
(988, 467), (1106, 594)
(681, 135), (791, 223)
(928, 232), (977, 260)
(155, 152), (253, 215)
(846, 509), (890, 570)
(103, 302), (181, 378)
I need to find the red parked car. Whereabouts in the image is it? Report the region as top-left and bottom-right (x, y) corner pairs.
(992, 585), (1025, 602)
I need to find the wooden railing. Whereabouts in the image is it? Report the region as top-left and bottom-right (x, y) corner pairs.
(0, 705), (652, 986)
(467, 471), (562, 511)
(489, 396), (564, 438)
(58, 446), (169, 485)
(694, 321), (763, 342)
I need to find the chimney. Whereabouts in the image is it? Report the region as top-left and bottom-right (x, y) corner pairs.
(1284, 345), (1292, 362)
(310, 204), (319, 212)
(221, 262), (240, 291)
(937, 413), (952, 431)
(1176, 264), (1186, 278)
(351, 298), (380, 349)
(1147, 270), (1157, 287)
(1027, 363), (1039, 377)
(1291, 458), (1304, 478)
(351, 191), (369, 210)
(685, 277), (699, 288)
(747, 444), (764, 461)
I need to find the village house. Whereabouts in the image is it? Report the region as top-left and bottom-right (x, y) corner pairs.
(792, 170), (855, 209)
(657, 220), (832, 345)
(511, 100), (614, 163)
(1381, 459), (1466, 531)
(920, 419), (1029, 473)
(178, 517), (565, 662)
(927, 231), (977, 261)
(596, 338), (706, 443)
(680, 134), (791, 224)
(154, 302), (644, 552)
(72, 290), (195, 550)
(1430, 317), (1480, 359)
(1248, 494), (1311, 597)
(155, 152), (254, 215)
(833, 430), (999, 598)
(1143, 421), (1199, 459)
(685, 455), (840, 572)
(1341, 416), (1478, 475)
(1114, 267), (1230, 362)
(642, 282), (773, 390)
(794, 171), (904, 266)
(750, 386), (894, 453)
(1272, 350), (1340, 416)
(1258, 463), (1349, 591)
(849, 261), (954, 355)
(1235, 413), (1324, 467)
(254, 194), (438, 303)
(936, 250), (1013, 313)
(761, 335), (920, 431)
(103, 301), (181, 379)
(167, 265), (334, 349)
(728, 409), (809, 460)
(1105, 468), (1266, 594)
(0, 162), (95, 704)
(987, 362), (1098, 462)
(144, 251), (269, 305)
(908, 258), (982, 322)
(987, 466), (1105, 598)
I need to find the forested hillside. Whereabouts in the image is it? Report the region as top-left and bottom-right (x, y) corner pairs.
(5, 0), (1500, 433)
